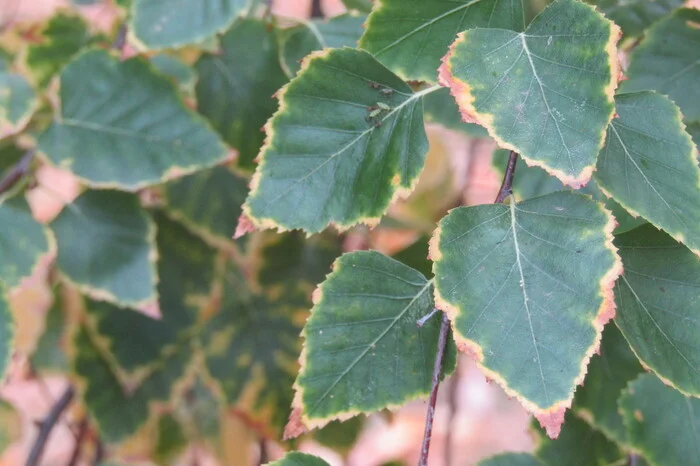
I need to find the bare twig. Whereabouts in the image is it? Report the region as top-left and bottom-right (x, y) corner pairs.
(494, 150), (518, 203)
(310, 0), (323, 17)
(444, 365), (460, 466)
(26, 385), (75, 466)
(258, 438), (268, 465)
(112, 24), (128, 52)
(418, 312), (451, 466)
(0, 149), (35, 196)
(67, 418), (89, 466)
(91, 438), (104, 466)
(629, 454), (640, 466)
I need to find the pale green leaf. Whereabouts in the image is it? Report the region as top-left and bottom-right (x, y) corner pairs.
(431, 191), (621, 437)
(0, 196), (53, 289)
(129, 0), (251, 50)
(287, 251), (456, 437)
(50, 190), (157, 307)
(478, 453), (543, 466)
(279, 13), (366, 77)
(573, 323), (644, 445)
(243, 48), (430, 233)
(619, 373), (700, 466)
(0, 68), (37, 140)
(440, 0), (619, 187)
(621, 8), (700, 121)
(613, 224), (700, 397)
(0, 292), (13, 382)
(38, 49), (228, 190)
(533, 411), (625, 465)
(196, 19), (288, 169)
(588, 0), (683, 38)
(595, 92), (700, 256)
(163, 166), (249, 247)
(492, 148), (645, 234)
(359, 0), (526, 83)
(266, 452), (330, 466)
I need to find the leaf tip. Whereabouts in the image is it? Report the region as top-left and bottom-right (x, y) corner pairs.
(534, 404), (567, 439)
(438, 33), (486, 127)
(233, 213), (256, 239)
(283, 407), (308, 440)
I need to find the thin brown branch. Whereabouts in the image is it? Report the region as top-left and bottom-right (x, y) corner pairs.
(26, 385), (75, 466)
(112, 24), (128, 52)
(494, 150), (518, 204)
(0, 149), (35, 196)
(67, 418), (89, 466)
(91, 438), (104, 466)
(310, 0), (323, 17)
(418, 312), (450, 466)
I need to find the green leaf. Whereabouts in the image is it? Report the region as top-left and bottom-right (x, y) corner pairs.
(0, 292), (13, 382)
(38, 49), (228, 190)
(243, 48), (430, 233)
(26, 13), (95, 87)
(621, 8), (700, 121)
(359, 0), (526, 83)
(154, 413), (188, 464)
(533, 411), (625, 465)
(430, 191), (621, 438)
(150, 54), (197, 94)
(50, 190), (157, 307)
(391, 235), (433, 278)
(196, 19), (288, 169)
(0, 400), (20, 450)
(341, 0), (373, 13)
(203, 232), (340, 436)
(492, 149), (646, 234)
(573, 323), (644, 445)
(72, 325), (191, 443)
(588, 0), (683, 38)
(613, 224), (700, 397)
(163, 166), (249, 247)
(314, 417), (364, 454)
(32, 292), (69, 372)
(619, 373), (700, 466)
(478, 453), (543, 466)
(0, 196), (53, 289)
(422, 88), (489, 137)
(595, 92), (700, 256)
(279, 13), (366, 77)
(440, 0), (620, 187)
(129, 0), (251, 50)
(687, 121), (700, 149)
(266, 452), (330, 466)
(0, 67), (37, 140)
(286, 251), (456, 438)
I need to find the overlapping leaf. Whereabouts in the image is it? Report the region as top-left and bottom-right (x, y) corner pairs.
(619, 374), (700, 466)
(279, 13), (366, 77)
(492, 149), (645, 234)
(360, 0), (525, 83)
(151, 54), (196, 94)
(573, 323), (644, 444)
(589, 0), (683, 38)
(286, 251), (456, 438)
(595, 92), (700, 255)
(32, 293), (69, 372)
(621, 8), (700, 121)
(0, 196), (53, 289)
(267, 452), (330, 466)
(243, 48), (430, 233)
(0, 63), (37, 140)
(196, 19), (288, 169)
(613, 224), (700, 396)
(38, 49), (228, 189)
(440, 0), (620, 187)
(423, 88), (489, 137)
(50, 190), (157, 307)
(341, 0), (373, 13)
(431, 191), (621, 437)
(0, 292), (12, 382)
(479, 454), (543, 466)
(163, 166), (249, 247)
(129, 0), (250, 50)
(203, 233), (340, 436)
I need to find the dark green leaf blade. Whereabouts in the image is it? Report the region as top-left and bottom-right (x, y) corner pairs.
(359, 0), (526, 83)
(266, 452), (330, 466)
(440, 0), (620, 187)
(341, 0), (373, 13)
(431, 191), (622, 438)
(0, 69), (37, 140)
(129, 0), (250, 50)
(619, 374), (700, 466)
(423, 88), (489, 137)
(588, 0), (683, 38)
(196, 19), (288, 169)
(0, 196), (53, 289)
(478, 453), (543, 466)
(38, 49), (228, 190)
(595, 92), (700, 256)
(286, 251), (456, 438)
(621, 8), (700, 121)
(0, 291), (13, 382)
(243, 48), (429, 234)
(50, 190), (157, 307)
(613, 224), (700, 396)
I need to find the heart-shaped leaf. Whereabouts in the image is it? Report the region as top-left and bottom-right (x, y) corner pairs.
(430, 191), (622, 437)
(440, 0), (620, 187)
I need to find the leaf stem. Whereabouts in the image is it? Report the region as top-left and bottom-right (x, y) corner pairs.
(0, 149), (35, 197)
(26, 385), (75, 466)
(418, 312), (450, 466)
(495, 150), (518, 204)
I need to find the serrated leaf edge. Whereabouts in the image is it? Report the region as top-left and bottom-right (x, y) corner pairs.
(428, 196), (623, 438)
